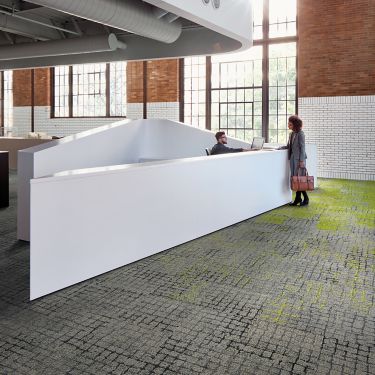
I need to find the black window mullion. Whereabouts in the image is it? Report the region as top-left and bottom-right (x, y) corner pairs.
(106, 63), (110, 117)
(0, 71), (4, 130)
(50, 68), (55, 119)
(68, 66), (73, 118)
(205, 56), (211, 130)
(179, 58), (184, 122)
(262, 0), (270, 142)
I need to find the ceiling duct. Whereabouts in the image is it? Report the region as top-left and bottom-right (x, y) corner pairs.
(0, 33), (126, 60)
(26, 0), (182, 43)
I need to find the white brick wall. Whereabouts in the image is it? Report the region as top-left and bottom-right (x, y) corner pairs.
(299, 96), (375, 181)
(12, 103), (180, 137)
(12, 106), (127, 137)
(127, 103), (144, 120)
(147, 102), (179, 121)
(12, 107), (32, 137)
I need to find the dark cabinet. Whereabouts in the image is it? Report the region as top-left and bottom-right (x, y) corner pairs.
(0, 151), (9, 208)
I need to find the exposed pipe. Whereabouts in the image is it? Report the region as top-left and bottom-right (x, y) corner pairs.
(0, 13), (56, 40)
(0, 33), (127, 60)
(164, 13), (179, 23)
(153, 8), (168, 19)
(26, 0), (181, 43)
(0, 8), (80, 36)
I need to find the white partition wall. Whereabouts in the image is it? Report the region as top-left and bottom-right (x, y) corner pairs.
(17, 119), (249, 241)
(30, 150), (291, 300)
(17, 119), (317, 299)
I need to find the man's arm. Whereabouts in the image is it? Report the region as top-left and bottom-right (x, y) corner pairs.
(211, 144), (243, 155)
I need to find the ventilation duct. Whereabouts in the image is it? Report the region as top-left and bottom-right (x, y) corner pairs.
(0, 33), (126, 60)
(26, 0), (182, 43)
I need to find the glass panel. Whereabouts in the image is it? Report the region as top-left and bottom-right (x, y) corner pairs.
(110, 62), (127, 117)
(278, 130), (288, 144)
(287, 100), (296, 114)
(278, 101), (286, 114)
(72, 63), (106, 116)
(54, 66), (70, 117)
(269, 115), (278, 130)
(210, 47), (262, 143)
(245, 117), (253, 129)
(269, 0), (297, 38)
(184, 56), (206, 128)
(269, 100), (278, 115)
(269, 129), (278, 143)
(253, 0), (263, 40)
(3, 71), (13, 133)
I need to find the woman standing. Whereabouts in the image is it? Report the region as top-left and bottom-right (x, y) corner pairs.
(285, 115), (309, 206)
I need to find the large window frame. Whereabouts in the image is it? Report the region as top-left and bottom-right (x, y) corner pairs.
(0, 70), (13, 136)
(51, 62), (127, 118)
(181, 0), (298, 143)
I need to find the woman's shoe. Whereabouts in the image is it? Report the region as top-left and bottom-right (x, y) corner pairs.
(289, 191), (302, 206)
(288, 199), (302, 206)
(300, 200), (309, 206)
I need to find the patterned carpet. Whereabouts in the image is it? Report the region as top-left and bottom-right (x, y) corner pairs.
(0, 171), (374, 374)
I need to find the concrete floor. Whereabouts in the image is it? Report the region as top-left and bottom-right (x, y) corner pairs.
(0, 171), (374, 374)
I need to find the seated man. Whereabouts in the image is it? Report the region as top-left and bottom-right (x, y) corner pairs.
(211, 131), (248, 155)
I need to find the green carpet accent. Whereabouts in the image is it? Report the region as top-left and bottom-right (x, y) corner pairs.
(257, 178), (375, 231)
(1, 173), (375, 374)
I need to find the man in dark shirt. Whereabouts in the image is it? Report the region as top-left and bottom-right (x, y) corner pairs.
(211, 131), (247, 155)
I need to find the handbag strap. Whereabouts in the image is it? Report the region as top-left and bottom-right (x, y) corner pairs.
(297, 167), (309, 176)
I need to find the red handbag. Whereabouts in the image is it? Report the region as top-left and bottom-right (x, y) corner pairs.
(290, 168), (314, 191)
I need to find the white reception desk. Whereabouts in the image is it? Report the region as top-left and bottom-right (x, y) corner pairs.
(20, 119), (317, 299)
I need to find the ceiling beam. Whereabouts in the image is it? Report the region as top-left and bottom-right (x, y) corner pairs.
(0, 12), (61, 40)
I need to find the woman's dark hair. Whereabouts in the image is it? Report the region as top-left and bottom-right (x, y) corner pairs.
(288, 115), (303, 132)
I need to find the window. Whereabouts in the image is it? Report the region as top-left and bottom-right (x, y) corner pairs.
(269, 0), (297, 38)
(110, 62), (127, 117)
(0, 71), (13, 136)
(183, 56), (206, 128)
(211, 47), (263, 141)
(53, 62), (127, 118)
(54, 66), (69, 118)
(182, 0), (297, 144)
(72, 63), (106, 117)
(269, 43), (297, 143)
(253, 0), (264, 40)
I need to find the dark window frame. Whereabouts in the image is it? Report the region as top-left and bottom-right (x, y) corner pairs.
(51, 63), (127, 119)
(181, 0), (298, 143)
(0, 70), (13, 135)
(0, 71), (4, 131)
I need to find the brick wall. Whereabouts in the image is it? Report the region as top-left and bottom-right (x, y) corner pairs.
(13, 70), (32, 107)
(34, 68), (50, 106)
(147, 59), (179, 102)
(298, 0), (375, 97)
(13, 68), (50, 107)
(298, 0), (375, 181)
(11, 60), (181, 135)
(126, 61), (144, 103)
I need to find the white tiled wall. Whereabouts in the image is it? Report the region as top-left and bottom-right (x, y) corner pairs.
(12, 103), (180, 137)
(147, 102), (179, 121)
(127, 103), (144, 120)
(299, 96), (375, 181)
(12, 107), (32, 137)
(12, 106), (128, 137)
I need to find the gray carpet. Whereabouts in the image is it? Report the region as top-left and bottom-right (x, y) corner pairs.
(0, 171), (374, 374)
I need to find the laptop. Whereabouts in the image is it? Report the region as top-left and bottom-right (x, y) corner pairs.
(250, 137), (265, 150)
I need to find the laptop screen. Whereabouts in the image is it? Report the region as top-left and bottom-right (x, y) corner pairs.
(251, 137), (265, 150)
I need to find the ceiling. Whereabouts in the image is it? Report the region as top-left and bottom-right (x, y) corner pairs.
(0, 0), (252, 70)
(0, 0), (196, 45)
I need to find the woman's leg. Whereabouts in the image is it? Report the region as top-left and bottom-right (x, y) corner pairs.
(301, 191), (309, 206)
(289, 191), (302, 206)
